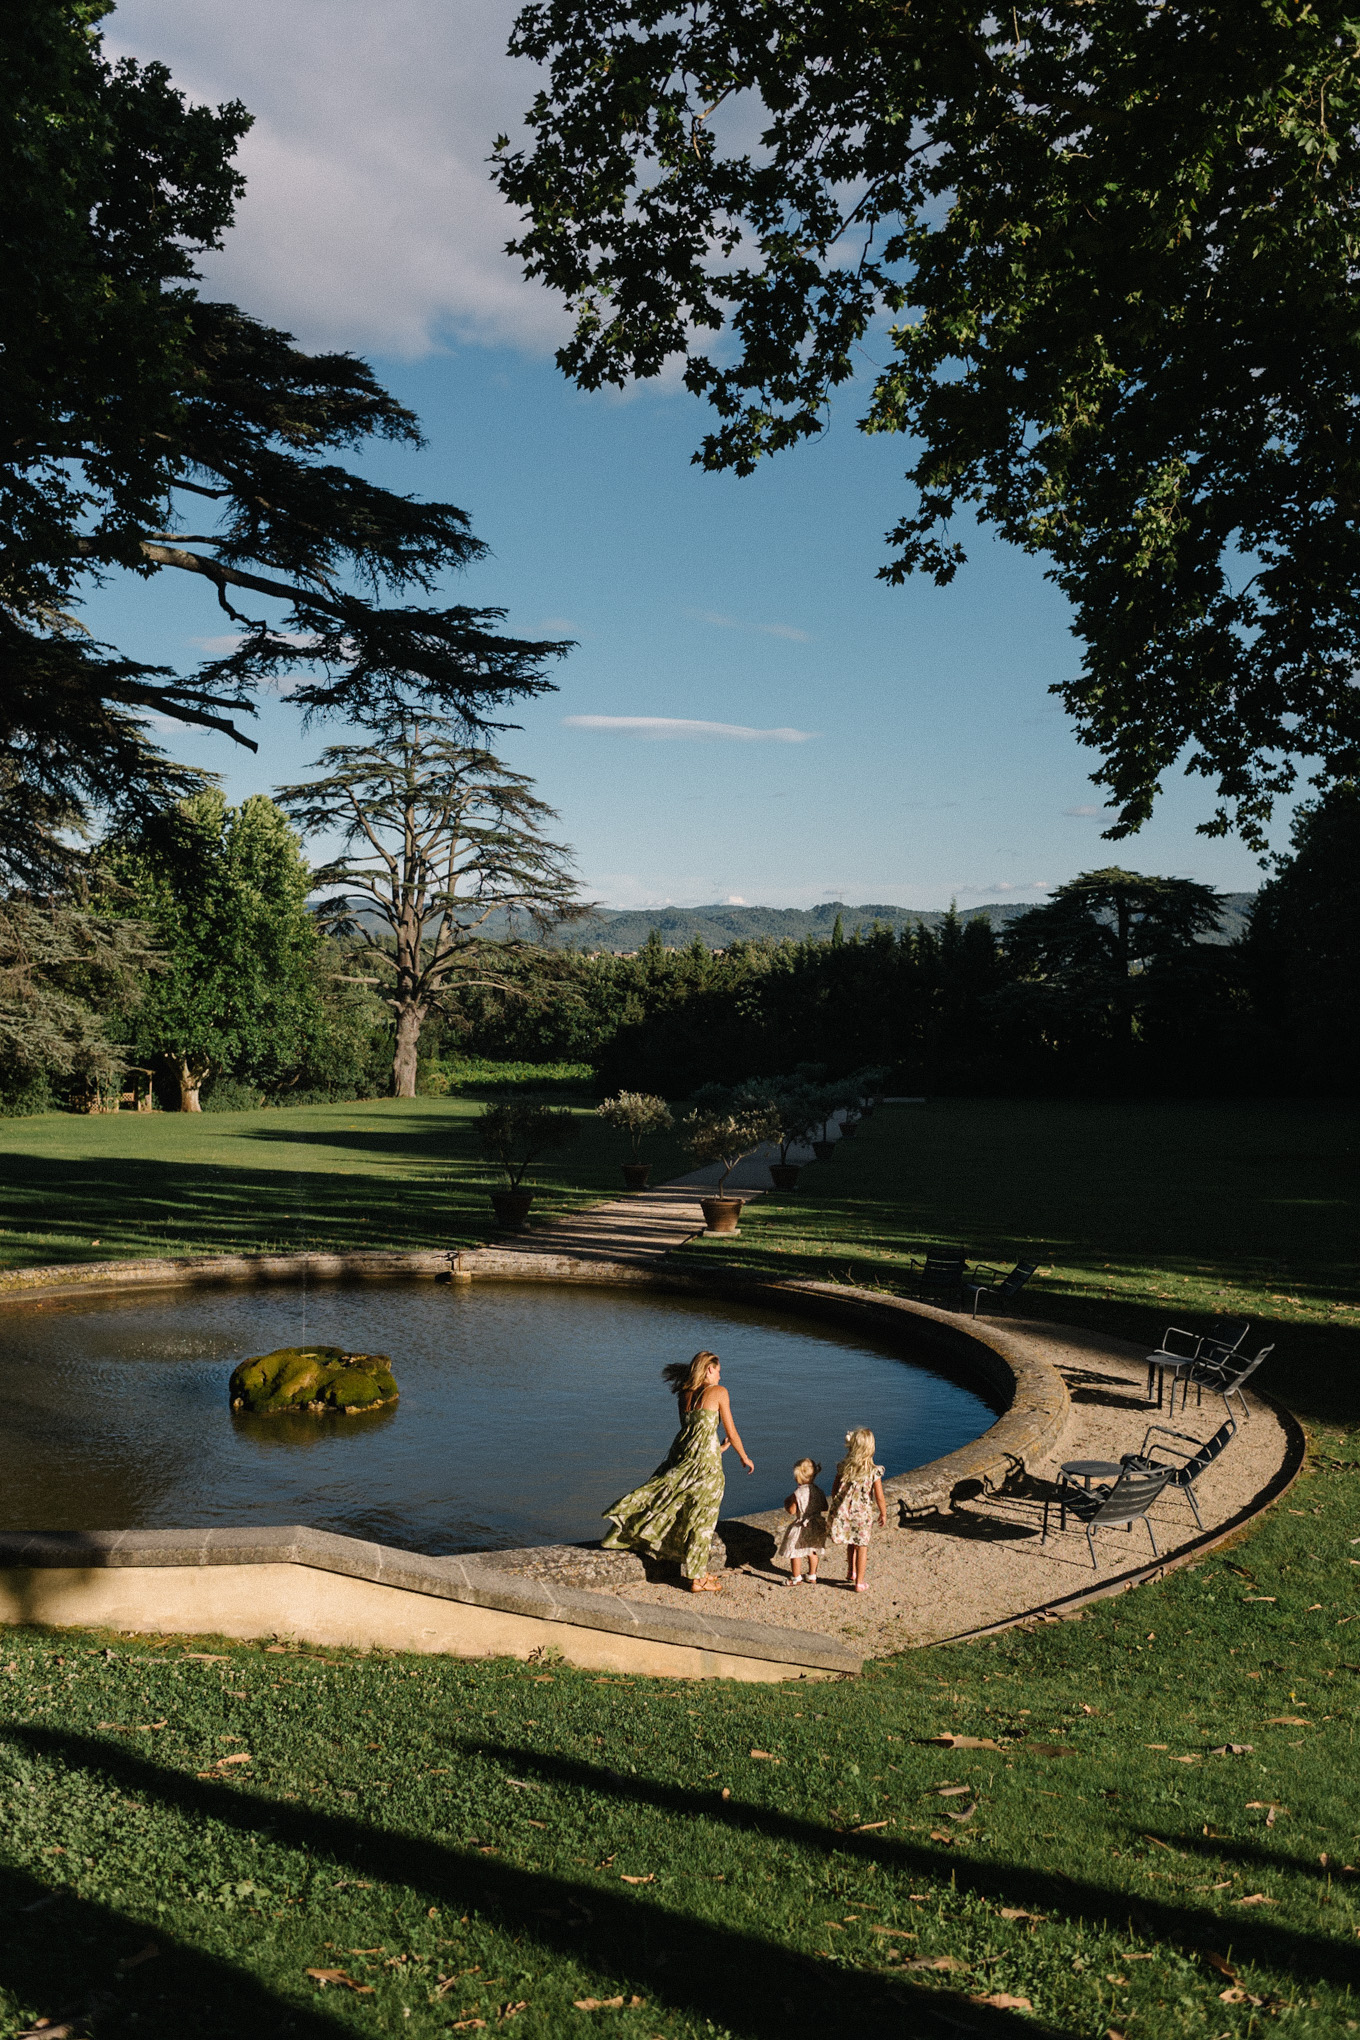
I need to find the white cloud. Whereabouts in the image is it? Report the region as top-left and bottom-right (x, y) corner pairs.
(725, 895), (747, 905)
(562, 715), (814, 743)
(106, 0), (565, 358)
(1063, 804), (1105, 817)
(688, 608), (811, 643)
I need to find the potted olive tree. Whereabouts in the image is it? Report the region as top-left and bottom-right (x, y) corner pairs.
(475, 1098), (578, 1230)
(737, 1077), (823, 1190)
(681, 1098), (781, 1233)
(810, 1086), (842, 1162)
(596, 1091), (673, 1189)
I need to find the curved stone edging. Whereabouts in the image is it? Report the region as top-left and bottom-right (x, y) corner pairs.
(930, 1387), (1309, 1646)
(0, 1245), (1074, 1674)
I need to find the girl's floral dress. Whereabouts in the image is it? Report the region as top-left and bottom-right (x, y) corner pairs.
(601, 1402), (726, 1580)
(828, 1464), (885, 1546)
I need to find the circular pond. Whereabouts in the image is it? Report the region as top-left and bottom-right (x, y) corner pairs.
(0, 1280), (1001, 1555)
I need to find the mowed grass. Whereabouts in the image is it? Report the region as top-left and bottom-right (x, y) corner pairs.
(1, 1096), (1358, 2035)
(0, 1096), (688, 1269)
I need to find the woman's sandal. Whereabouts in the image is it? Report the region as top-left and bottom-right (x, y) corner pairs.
(689, 1575), (723, 1593)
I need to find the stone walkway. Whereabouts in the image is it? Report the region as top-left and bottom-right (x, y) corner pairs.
(581, 1327), (1294, 1653)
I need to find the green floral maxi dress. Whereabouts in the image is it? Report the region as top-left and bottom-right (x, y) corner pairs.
(601, 1404), (726, 1579)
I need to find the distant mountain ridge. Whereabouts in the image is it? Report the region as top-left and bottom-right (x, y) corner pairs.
(507, 893), (1258, 953)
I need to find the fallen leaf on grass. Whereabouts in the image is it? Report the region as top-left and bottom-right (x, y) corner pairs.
(306, 1968), (375, 1994)
(500, 2003), (529, 2020)
(116, 1942), (158, 1973)
(450, 2022), (486, 2033)
(853, 1820), (890, 1832)
(1105, 1974), (1128, 1985)
(1208, 1744), (1254, 1755)
(1244, 1596), (1276, 1603)
(1233, 1893), (1279, 1906)
(96, 1720), (167, 1734)
(945, 1804), (978, 1824)
(525, 1818), (548, 1830)
(1167, 1754), (1201, 1764)
(870, 1926), (917, 1938)
(619, 1874), (654, 1886)
(573, 1997), (645, 2011)
(1265, 1716), (1311, 1726)
(1144, 1744), (1168, 1750)
(905, 1956), (969, 1972)
(719, 1788), (731, 1801)
(971, 1993), (1032, 2011)
(924, 1735), (999, 1750)
(749, 1750), (781, 1762)
(1204, 1954), (1239, 1983)
(935, 1785), (972, 1797)
(1000, 1908), (1046, 1926)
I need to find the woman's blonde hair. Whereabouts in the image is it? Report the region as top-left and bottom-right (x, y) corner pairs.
(836, 1427), (878, 1489)
(661, 1350), (720, 1404)
(792, 1456), (821, 1483)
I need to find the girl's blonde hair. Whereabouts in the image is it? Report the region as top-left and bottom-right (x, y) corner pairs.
(836, 1427), (878, 1489)
(792, 1456), (821, 1484)
(661, 1350), (720, 1404)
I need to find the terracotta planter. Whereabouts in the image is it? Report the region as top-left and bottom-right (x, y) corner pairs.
(811, 1140), (836, 1162)
(839, 1117), (860, 1138)
(490, 1189), (535, 1230)
(768, 1162), (801, 1190)
(621, 1162), (652, 1190)
(700, 1195), (742, 1234)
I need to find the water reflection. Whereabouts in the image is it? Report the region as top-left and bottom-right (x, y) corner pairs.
(0, 1281), (1000, 1555)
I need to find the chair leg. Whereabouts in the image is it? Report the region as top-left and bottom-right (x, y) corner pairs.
(1041, 1495), (1050, 1543)
(1087, 1526), (1098, 1568)
(1185, 1484), (1203, 1531)
(1145, 1515), (1159, 1558)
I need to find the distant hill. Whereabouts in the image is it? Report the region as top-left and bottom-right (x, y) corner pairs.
(480, 892), (1258, 953)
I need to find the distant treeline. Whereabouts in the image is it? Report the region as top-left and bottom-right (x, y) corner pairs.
(2, 785), (1355, 1110)
(439, 791), (1358, 1099)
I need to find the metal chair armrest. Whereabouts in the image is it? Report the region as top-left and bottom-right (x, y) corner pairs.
(1158, 1326), (1202, 1358)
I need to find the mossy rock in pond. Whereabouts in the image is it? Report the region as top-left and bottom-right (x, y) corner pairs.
(229, 1346), (399, 1416)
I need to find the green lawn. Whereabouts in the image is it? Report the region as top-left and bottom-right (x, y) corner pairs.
(0, 1096), (688, 1269)
(1, 1096), (1358, 2038)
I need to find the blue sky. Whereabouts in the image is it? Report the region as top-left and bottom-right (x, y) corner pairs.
(90, 0), (1284, 911)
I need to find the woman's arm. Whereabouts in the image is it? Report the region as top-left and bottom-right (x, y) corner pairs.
(873, 1476), (887, 1527)
(715, 1387), (754, 1472)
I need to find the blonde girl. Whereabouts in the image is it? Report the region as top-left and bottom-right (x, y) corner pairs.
(602, 1350), (754, 1593)
(778, 1456), (828, 1584)
(827, 1427), (887, 1590)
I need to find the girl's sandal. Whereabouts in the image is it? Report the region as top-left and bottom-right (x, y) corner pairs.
(690, 1575), (723, 1593)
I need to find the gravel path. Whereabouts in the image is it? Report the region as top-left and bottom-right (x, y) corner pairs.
(602, 1324), (1293, 1652)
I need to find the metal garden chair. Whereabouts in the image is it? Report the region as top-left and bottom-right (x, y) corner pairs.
(906, 1248), (967, 1307)
(1145, 1317), (1251, 1412)
(1186, 1342), (1274, 1421)
(962, 1260), (1039, 1318)
(1042, 1461), (1175, 1567)
(1120, 1415), (1238, 1529)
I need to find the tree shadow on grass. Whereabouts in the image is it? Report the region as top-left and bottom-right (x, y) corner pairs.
(5, 1726), (1357, 2029)
(0, 1860), (349, 2040)
(0, 1154), (491, 1262)
(0, 1728), (1083, 2039)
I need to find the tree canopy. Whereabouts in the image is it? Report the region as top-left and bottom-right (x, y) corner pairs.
(496, 0), (1360, 845)
(2, 3), (567, 882)
(276, 721), (583, 1096)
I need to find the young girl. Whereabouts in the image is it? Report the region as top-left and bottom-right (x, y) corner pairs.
(827, 1427), (887, 1591)
(778, 1457), (828, 1584)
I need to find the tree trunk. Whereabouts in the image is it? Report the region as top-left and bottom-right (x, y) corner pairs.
(391, 1003), (425, 1097)
(178, 1058), (206, 1111)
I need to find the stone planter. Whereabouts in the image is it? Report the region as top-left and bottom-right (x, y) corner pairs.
(700, 1195), (742, 1234)
(490, 1190), (535, 1231)
(768, 1163), (801, 1190)
(839, 1118), (860, 1139)
(811, 1140), (836, 1162)
(621, 1162), (652, 1191)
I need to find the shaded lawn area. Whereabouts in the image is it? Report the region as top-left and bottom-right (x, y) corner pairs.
(0, 1098), (688, 1269)
(2, 1499), (1358, 2040)
(677, 1097), (1360, 1433)
(1, 1095), (1358, 2036)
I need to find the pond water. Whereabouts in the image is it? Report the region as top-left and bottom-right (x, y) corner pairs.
(0, 1281), (1000, 1555)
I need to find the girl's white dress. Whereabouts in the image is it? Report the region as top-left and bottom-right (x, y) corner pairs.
(778, 1480), (829, 1559)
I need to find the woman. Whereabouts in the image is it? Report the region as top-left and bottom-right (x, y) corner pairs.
(601, 1349), (754, 1592)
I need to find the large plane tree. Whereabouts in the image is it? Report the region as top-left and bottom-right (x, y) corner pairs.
(496, 0), (1360, 847)
(277, 722), (583, 1096)
(1, 3), (566, 884)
